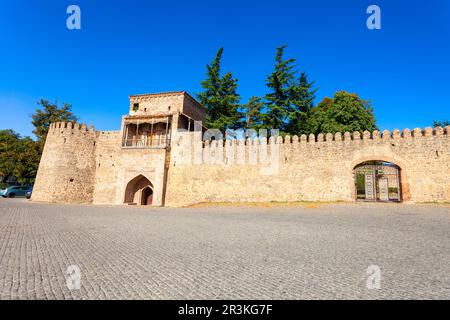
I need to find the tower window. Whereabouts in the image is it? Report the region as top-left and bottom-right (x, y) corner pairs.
(133, 103), (139, 112)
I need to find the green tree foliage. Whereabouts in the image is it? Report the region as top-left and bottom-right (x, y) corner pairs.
(264, 45), (296, 132)
(305, 91), (377, 135)
(242, 96), (265, 131)
(0, 99), (79, 187)
(287, 72), (317, 135)
(197, 48), (241, 132)
(0, 130), (40, 186)
(264, 46), (317, 135)
(32, 99), (78, 149)
(433, 120), (450, 127)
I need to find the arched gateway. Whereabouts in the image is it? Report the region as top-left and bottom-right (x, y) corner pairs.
(354, 161), (402, 202)
(124, 175), (154, 206)
(30, 91), (450, 206)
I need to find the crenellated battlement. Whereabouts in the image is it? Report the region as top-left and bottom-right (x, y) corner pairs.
(33, 122), (98, 205)
(167, 125), (450, 206)
(177, 126), (450, 149)
(32, 91), (450, 206)
(170, 126), (450, 169)
(48, 122), (96, 134)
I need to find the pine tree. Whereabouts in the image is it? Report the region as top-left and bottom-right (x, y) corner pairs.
(264, 45), (297, 132)
(433, 120), (450, 127)
(219, 71), (241, 131)
(287, 72), (317, 135)
(243, 96), (265, 131)
(197, 48), (241, 133)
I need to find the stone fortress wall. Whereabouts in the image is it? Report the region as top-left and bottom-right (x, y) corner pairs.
(165, 127), (450, 206)
(33, 123), (168, 206)
(32, 123), (97, 204)
(31, 90), (450, 206)
(32, 119), (450, 206)
(92, 130), (168, 206)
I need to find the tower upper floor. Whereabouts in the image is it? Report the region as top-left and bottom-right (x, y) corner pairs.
(122, 91), (206, 149)
(128, 91), (206, 123)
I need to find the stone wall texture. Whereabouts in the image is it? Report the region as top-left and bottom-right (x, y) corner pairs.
(32, 122), (450, 206)
(32, 122), (96, 204)
(92, 130), (168, 206)
(129, 92), (185, 115)
(165, 128), (450, 206)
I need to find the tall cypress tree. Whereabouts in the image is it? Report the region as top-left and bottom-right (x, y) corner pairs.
(264, 45), (296, 132)
(197, 48), (241, 132)
(287, 72), (317, 135)
(243, 96), (265, 131)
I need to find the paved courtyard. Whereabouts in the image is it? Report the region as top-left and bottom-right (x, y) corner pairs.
(0, 198), (449, 300)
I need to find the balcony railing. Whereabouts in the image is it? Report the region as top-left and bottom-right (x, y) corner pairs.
(121, 137), (170, 149)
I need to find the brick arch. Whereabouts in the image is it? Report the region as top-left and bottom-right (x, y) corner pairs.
(350, 156), (411, 202)
(124, 174), (154, 205)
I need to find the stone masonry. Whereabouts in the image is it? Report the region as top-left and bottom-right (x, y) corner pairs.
(32, 91), (450, 206)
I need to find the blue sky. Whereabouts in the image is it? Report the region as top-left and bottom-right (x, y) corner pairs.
(0, 0), (449, 137)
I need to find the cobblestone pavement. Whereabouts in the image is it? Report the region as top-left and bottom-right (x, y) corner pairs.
(0, 198), (449, 300)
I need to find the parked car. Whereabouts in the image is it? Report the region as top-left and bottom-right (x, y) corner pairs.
(1, 186), (32, 198)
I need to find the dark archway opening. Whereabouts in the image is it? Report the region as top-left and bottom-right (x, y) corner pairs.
(141, 187), (153, 206)
(124, 175), (154, 206)
(354, 161), (402, 202)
